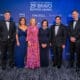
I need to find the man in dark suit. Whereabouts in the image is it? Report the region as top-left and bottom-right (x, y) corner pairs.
(0, 11), (16, 70)
(68, 10), (80, 71)
(50, 16), (67, 68)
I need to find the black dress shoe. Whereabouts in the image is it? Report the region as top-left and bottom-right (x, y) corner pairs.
(2, 66), (6, 70)
(9, 63), (14, 68)
(67, 64), (73, 68)
(76, 67), (80, 72)
(53, 64), (57, 67)
(10, 65), (14, 68)
(57, 65), (61, 69)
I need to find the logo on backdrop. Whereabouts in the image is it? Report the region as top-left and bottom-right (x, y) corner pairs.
(30, 2), (53, 11)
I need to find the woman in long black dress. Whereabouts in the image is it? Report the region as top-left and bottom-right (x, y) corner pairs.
(39, 19), (50, 67)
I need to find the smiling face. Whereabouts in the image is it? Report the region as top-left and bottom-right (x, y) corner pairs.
(20, 18), (26, 25)
(30, 18), (37, 27)
(42, 21), (48, 27)
(72, 11), (79, 20)
(4, 12), (11, 21)
(55, 17), (61, 25)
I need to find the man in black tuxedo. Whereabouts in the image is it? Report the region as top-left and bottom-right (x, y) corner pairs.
(68, 10), (80, 71)
(0, 11), (16, 70)
(50, 16), (67, 68)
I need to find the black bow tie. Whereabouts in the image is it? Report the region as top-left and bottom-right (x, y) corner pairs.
(74, 20), (78, 22)
(5, 20), (10, 22)
(55, 24), (60, 26)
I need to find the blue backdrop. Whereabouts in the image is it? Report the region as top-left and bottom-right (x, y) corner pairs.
(0, 0), (80, 60)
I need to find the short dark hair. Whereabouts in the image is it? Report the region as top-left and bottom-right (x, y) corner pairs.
(72, 9), (79, 13)
(55, 16), (61, 20)
(41, 19), (48, 27)
(4, 10), (11, 14)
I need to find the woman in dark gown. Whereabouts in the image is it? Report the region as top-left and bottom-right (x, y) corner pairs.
(39, 19), (50, 67)
(14, 17), (27, 68)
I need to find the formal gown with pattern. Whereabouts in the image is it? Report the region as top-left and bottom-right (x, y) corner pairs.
(25, 26), (40, 69)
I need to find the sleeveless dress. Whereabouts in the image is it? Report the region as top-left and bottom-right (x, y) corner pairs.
(14, 28), (27, 68)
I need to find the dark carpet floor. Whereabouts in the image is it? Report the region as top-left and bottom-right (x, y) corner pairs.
(0, 61), (80, 80)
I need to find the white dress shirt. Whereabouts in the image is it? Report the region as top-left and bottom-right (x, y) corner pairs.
(55, 25), (59, 36)
(6, 21), (10, 38)
(73, 21), (77, 29)
(6, 21), (10, 31)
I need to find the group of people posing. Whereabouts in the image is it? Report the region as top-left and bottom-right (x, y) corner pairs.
(0, 10), (80, 72)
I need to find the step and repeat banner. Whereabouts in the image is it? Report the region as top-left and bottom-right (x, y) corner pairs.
(0, 0), (80, 60)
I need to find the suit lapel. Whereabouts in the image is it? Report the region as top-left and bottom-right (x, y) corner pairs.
(53, 24), (62, 37)
(9, 22), (11, 32)
(70, 21), (74, 31)
(3, 21), (9, 32)
(71, 20), (79, 30)
(53, 26), (55, 36)
(55, 25), (60, 36)
(75, 20), (79, 30)
(57, 25), (60, 35)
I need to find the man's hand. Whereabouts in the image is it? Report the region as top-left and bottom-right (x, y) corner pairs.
(70, 37), (76, 42)
(62, 45), (65, 49)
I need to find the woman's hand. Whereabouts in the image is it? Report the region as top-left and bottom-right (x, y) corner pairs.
(41, 44), (47, 48)
(62, 45), (65, 49)
(17, 41), (20, 46)
(28, 41), (31, 47)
